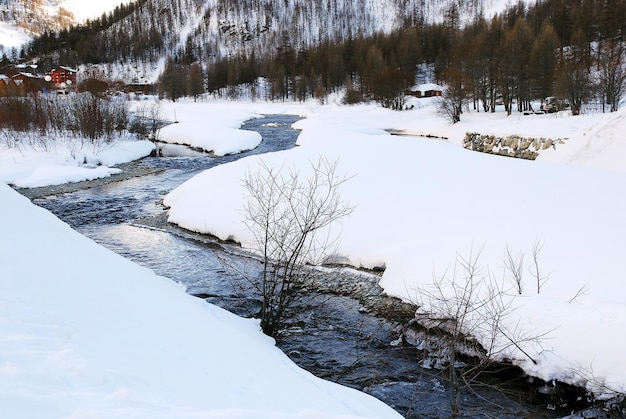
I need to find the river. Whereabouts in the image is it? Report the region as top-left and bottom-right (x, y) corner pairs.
(27, 114), (567, 418)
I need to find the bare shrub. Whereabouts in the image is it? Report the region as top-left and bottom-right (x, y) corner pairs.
(68, 93), (129, 150)
(504, 245), (524, 295)
(343, 89), (364, 105)
(130, 101), (163, 141)
(0, 93), (129, 152)
(240, 157), (354, 337)
(414, 248), (545, 416)
(531, 240), (550, 294)
(0, 97), (31, 132)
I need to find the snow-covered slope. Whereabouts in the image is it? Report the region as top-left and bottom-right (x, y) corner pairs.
(68, 0), (522, 82)
(60, 0), (131, 22)
(0, 21), (31, 50)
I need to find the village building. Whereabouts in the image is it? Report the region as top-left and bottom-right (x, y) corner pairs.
(0, 75), (25, 96)
(11, 72), (48, 94)
(47, 66), (78, 87)
(0, 65), (79, 96)
(408, 83), (443, 98)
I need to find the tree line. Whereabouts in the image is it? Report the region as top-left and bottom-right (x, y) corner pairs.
(157, 0), (626, 116)
(21, 0), (626, 114)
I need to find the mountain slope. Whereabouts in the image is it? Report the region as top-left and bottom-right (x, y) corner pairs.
(27, 0), (516, 82)
(0, 0), (130, 52)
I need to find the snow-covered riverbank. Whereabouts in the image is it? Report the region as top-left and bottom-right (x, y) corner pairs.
(3, 93), (626, 414)
(0, 180), (401, 418)
(161, 96), (626, 398)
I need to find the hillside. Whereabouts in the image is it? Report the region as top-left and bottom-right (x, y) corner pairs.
(23, 0), (514, 83)
(0, 0), (130, 54)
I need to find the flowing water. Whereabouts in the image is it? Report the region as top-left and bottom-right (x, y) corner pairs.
(29, 115), (565, 418)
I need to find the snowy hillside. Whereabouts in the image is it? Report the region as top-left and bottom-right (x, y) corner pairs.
(59, 0), (132, 22)
(0, 0), (128, 51)
(49, 0), (520, 82)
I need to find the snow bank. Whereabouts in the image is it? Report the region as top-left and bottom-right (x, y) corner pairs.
(537, 106), (626, 172)
(0, 181), (401, 418)
(0, 139), (155, 188)
(157, 102), (263, 155)
(4, 93), (626, 401)
(163, 98), (626, 396)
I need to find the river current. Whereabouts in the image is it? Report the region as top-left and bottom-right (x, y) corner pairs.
(30, 114), (564, 418)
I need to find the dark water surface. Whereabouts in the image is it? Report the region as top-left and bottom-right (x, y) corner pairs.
(32, 115), (561, 418)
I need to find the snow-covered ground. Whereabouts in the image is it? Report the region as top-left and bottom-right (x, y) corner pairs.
(2, 93), (626, 416)
(0, 139), (155, 188)
(161, 96), (626, 397)
(0, 182), (400, 418)
(157, 101), (263, 155)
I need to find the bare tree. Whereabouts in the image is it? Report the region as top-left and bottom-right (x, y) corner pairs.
(414, 248), (544, 417)
(530, 240), (550, 294)
(131, 101), (163, 142)
(438, 67), (470, 124)
(598, 40), (626, 113)
(241, 157), (354, 337)
(504, 245), (524, 295)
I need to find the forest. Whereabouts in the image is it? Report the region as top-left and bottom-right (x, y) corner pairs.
(21, 0), (626, 116)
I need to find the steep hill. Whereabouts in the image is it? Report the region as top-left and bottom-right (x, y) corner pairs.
(26, 0), (514, 82)
(0, 0), (130, 53)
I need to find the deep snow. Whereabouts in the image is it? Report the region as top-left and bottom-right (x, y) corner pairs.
(160, 96), (626, 397)
(0, 155), (400, 418)
(2, 93), (626, 416)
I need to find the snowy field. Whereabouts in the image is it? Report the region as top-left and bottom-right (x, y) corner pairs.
(2, 93), (626, 416)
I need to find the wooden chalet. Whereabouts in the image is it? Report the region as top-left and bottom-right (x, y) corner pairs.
(0, 75), (26, 96)
(11, 72), (48, 94)
(47, 66), (78, 87)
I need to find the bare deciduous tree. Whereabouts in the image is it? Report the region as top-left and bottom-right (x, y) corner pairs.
(531, 240), (550, 294)
(131, 101), (163, 142)
(414, 247), (545, 417)
(598, 40), (626, 113)
(241, 157), (354, 337)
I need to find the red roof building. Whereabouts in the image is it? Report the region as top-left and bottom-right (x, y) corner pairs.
(47, 66), (77, 86)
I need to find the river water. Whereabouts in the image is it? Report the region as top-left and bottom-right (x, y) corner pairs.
(30, 115), (565, 418)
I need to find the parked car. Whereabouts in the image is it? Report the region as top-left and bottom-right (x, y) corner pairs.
(542, 96), (570, 113)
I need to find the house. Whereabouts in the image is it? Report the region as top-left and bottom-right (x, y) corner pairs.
(11, 72), (48, 94)
(47, 66), (78, 87)
(409, 83), (443, 98)
(423, 89), (442, 97)
(421, 83), (443, 97)
(0, 75), (25, 96)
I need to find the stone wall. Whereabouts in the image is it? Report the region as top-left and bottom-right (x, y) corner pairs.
(463, 132), (566, 160)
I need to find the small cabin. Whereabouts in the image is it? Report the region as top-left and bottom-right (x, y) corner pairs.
(408, 83), (443, 98)
(0, 75), (26, 96)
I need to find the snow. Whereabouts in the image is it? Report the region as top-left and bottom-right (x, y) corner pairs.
(161, 96), (626, 397)
(0, 21), (32, 50)
(59, 0), (132, 22)
(157, 101), (263, 155)
(0, 181), (399, 418)
(0, 139), (155, 188)
(3, 92), (626, 415)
